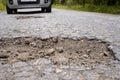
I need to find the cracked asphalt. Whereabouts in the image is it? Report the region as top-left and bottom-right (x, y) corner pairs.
(0, 9), (120, 80)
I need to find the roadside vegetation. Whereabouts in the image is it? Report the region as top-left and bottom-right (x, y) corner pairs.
(53, 0), (120, 14)
(0, 0), (6, 10)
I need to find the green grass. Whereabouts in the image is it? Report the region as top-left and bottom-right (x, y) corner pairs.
(0, 3), (6, 10)
(53, 4), (120, 14)
(0, 0), (6, 10)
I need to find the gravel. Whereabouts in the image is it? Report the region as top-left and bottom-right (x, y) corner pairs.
(0, 37), (114, 66)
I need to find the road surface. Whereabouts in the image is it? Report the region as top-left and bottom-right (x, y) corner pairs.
(0, 9), (120, 80)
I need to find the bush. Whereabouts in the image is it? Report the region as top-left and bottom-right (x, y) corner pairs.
(0, 0), (6, 10)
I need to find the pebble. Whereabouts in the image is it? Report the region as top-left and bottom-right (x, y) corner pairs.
(33, 58), (51, 65)
(103, 51), (110, 56)
(52, 38), (58, 43)
(45, 48), (55, 56)
(17, 52), (29, 61)
(30, 42), (37, 47)
(24, 38), (32, 45)
(0, 52), (9, 58)
(87, 49), (91, 53)
(55, 68), (63, 73)
(82, 54), (89, 59)
(56, 47), (63, 53)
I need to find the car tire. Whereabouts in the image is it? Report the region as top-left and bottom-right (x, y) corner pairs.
(46, 5), (52, 13)
(13, 9), (17, 14)
(6, 5), (13, 14)
(41, 8), (45, 12)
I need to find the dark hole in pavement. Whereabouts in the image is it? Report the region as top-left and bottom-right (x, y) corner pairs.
(0, 37), (115, 67)
(15, 16), (45, 20)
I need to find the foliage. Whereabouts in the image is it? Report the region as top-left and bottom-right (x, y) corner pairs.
(0, 0), (6, 10)
(54, 0), (120, 6)
(53, 0), (120, 14)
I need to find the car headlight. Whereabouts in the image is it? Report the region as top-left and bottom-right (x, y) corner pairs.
(44, 0), (49, 3)
(9, 0), (13, 5)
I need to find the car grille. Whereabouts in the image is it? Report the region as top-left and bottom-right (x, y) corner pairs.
(18, 0), (40, 5)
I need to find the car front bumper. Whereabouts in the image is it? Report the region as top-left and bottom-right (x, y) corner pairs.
(7, 0), (52, 9)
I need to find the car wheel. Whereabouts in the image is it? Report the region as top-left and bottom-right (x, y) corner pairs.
(6, 5), (13, 14)
(13, 9), (17, 14)
(46, 5), (52, 13)
(41, 8), (45, 12)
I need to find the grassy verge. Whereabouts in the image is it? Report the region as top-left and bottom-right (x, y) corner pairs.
(53, 4), (120, 14)
(0, 0), (6, 10)
(0, 4), (6, 10)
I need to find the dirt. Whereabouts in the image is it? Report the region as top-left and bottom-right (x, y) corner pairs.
(0, 37), (115, 67)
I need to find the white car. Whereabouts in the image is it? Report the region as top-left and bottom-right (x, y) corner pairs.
(6, 0), (53, 14)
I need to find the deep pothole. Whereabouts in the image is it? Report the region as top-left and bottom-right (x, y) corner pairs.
(0, 37), (115, 67)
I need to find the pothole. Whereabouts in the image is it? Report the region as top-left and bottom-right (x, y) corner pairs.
(0, 37), (115, 67)
(15, 16), (45, 20)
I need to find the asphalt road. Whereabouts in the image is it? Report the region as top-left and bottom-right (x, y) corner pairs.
(0, 8), (120, 60)
(0, 8), (120, 80)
